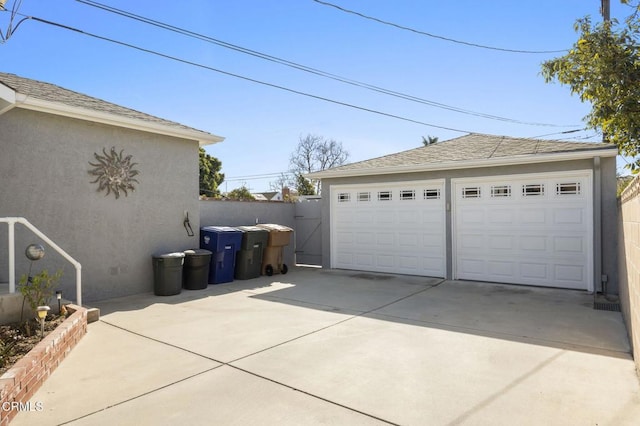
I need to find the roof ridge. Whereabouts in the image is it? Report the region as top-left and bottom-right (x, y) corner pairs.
(487, 136), (504, 158)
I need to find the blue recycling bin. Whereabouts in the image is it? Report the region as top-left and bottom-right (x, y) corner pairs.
(200, 226), (243, 284)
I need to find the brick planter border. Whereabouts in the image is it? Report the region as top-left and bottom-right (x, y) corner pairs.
(0, 304), (87, 425)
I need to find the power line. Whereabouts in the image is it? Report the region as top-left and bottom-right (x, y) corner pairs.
(20, 15), (479, 134)
(74, 0), (578, 128)
(312, 0), (569, 55)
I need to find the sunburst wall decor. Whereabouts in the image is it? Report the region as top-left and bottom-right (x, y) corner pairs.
(88, 147), (139, 199)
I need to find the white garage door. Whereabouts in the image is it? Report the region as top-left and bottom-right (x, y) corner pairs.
(331, 180), (446, 277)
(453, 171), (593, 290)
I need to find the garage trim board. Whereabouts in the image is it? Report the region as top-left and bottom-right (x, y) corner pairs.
(330, 180), (446, 277)
(452, 170), (593, 291)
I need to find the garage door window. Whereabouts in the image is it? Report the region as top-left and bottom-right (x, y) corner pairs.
(358, 192), (371, 202)
(378, 191), (392, 201)
(400, 190), (416, 200)
(557, 182), (581, 195)
(338, 193), (351, 202)
(462, 187), (481, 198)
(424, 188), (441, 199)
(491, 185), (511, 197)
(523, 184), (544, 196)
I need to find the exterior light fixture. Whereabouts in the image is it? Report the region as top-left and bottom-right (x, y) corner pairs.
(56, 290), (62, 313)
(36, 306), (50, 339)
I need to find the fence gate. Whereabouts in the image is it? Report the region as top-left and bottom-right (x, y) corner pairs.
(294, 199), (322, 266)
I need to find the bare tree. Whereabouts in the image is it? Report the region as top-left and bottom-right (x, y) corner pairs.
(269, 172), (294, 193)
(289, 134), (349, 194)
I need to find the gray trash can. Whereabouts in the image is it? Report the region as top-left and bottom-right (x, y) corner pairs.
(183, 249), (212, 290)
(152, 252), (185, 296)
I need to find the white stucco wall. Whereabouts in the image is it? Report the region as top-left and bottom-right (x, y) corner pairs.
(0, 108), (201, 302)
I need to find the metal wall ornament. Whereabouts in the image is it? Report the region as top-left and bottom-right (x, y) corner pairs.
(88, 147), (139, 199)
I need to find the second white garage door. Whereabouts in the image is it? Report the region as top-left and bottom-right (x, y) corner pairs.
(453, 171), (593, 290)
(331, 180), (446, 277)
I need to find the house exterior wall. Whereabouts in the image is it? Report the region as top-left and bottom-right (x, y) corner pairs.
(618, 175), (640, 376)
(199, 200), (296, 267)
(320, 157), (618, 292)
(0, 108), (201, 302)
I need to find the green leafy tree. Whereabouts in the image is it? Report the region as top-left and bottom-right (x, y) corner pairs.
(296, 173), (316, 195)
(227, 185), (255, 201)
(541, 2), (640, 172)
(199, 148), (224, 197)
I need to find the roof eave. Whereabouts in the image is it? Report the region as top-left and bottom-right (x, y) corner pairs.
(306, 148), (619, 180)
(0, 82), (16, 116)
(15, 95), (224, 145)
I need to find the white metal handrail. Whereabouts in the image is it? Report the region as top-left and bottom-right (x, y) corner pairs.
(1, 217), (82, 306)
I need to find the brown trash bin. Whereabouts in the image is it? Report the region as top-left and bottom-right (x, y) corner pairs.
(255, 224), (293, 276)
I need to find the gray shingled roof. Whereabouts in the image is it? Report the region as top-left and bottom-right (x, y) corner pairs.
(0, 72), (218, 139)
(311, 133), (617, 176)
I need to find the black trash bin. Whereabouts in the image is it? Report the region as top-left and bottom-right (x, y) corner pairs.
(152, 252), (185, 296)
(234, 226), (269, 280)
(183, 249), (212, 290)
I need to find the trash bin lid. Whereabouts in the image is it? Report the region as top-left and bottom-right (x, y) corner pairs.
(235, 225), (268, 233)
(184, 249), (212, 256)
(256, 224), (293, 232)
(201, 226), (240, 233)
(153, 252), (185, 259)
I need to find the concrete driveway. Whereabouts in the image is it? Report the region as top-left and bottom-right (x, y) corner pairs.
(13, 267), (640, 425)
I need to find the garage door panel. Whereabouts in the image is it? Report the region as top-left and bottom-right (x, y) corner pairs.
(354, 211), (374, 224)
(489, 209), (514, 224)
(520, 235), (547, 251)
(399, 211), (419, 224)
(336, 252), (354, 266)
(422, 210), (444, 223)
(555, 264), (584, 283)
(553, 208), (585, 224)
(488, 235), (514, 250)
(375, 211), (395, 224)
(488, 261), (516, 278)
(332, 181), (445, 277)
(459, 234), (483, 249)
(454, 172), (593, 290)
(376, 232), (394, 246)
(377, 254), (395, 268)
(398, 256), (419, 270)
(460, 209), (484, 224)
(336, 232), (354, 244)
(519, 209), (547, 224)
(521, 263), (549, 280)
(553, 236), (585, 254)
(354, 253), (374, 267)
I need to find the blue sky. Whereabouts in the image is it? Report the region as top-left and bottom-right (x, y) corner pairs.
(0, 1), (631, 191)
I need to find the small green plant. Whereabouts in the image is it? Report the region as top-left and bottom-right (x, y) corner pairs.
(19, 269), (62, 320)
(0, 339), (16, 368)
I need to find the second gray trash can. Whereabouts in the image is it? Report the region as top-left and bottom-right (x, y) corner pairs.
(152, 252), (185, 296)
(183, 249), (212, 290)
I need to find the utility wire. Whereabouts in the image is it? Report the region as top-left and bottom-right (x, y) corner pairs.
(21, 15), (477, 133)
(529, 128), (585, 138)
(74, 0), (577, 128)
(312, 0), (569, 55)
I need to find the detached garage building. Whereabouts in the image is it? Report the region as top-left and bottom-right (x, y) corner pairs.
(307, 134), (618, 293)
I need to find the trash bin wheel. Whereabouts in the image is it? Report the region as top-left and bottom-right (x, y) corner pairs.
(265, 265), (274, 276)
(281, 264), (288, 274)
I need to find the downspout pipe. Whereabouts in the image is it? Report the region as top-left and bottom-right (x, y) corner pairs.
(594, 156), (603, 296)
